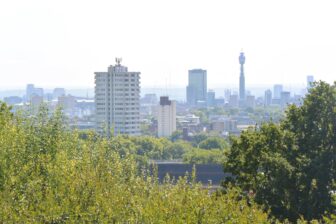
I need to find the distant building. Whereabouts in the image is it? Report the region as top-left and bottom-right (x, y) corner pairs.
(58, 95), (76, 115)
(211, 119), (237, 133)
(272, 98), (281, 105)
(26, 84), (44, 102)
(53, 88), (66, 99)
(280, 91), (291, 107)
(26, 84), (35, 100)
(177, 114), (200, 126)
(30, 95), (43, 107)
(239, 52), (246, 101)
(307, 75), (314, 89)
(34, 88), (44, 97)
(157, 96), (176, 137)
(264, 89), (272, 106)
(215, 98), (225, 106)
(45, 93), (53, 102)
(94, 58), (141, 136)
(224, 89), (231, 103)
(4, 96), (22, 105)
(141, 93), (158, 105)
(186, 69), (207, 106)
(293, 94), (302, 106)
(229, 94), (239, 108)
(207, 90), (216, 107)
(273, 84), (283, 99)
(245, 95), (255, 108)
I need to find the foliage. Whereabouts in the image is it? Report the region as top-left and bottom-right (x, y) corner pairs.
(170, 130), (183, 142)
(0, 103), (269, 223)
(183, 148), (226, 164)
(198, 136), (229, 150)
(224, 81), (336, 221)
(192, 108), (209, 124)
(190, 133), (209, 147)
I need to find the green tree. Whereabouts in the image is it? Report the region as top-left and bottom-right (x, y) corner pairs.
(183, 148), (225, 164)
(190, 133), (208, 147)
(198, 136), (228, 150)
(170, 130), (183, 142)
(224, 81), (336, 221)
(0, 103), (270, 223)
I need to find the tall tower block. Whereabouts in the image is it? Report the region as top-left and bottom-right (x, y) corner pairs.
(239, 52), (246, 101)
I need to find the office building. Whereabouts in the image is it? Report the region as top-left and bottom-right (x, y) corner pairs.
(273, 84), (283, 99)
(224, 89), (231, 102)
(95, 58), (141, 136)
(26, 84), (44, 102)
(141, 93), (158, 105)
(280, 91), (291, 107)
(30, 95), (43, 107)
(229, 94), (239, 108)
(239, 52), (246, 101)
(53, 88), (66, 99)
(157, 96), (176, 137)
(245, 95), (255, 108)
(307, 75), (314, 89)
(264, 89), (272, 106)
(58, 95), (77, 116)
(26, 84), (35, 100)
(186, 69), (207, 105)
(207, 90), (216, 107)
(4, 96), (22, 105)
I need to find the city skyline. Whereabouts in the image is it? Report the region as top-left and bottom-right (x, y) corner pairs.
(1, 0), (336, 89)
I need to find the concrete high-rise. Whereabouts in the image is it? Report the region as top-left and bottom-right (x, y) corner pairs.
(186, 69), (207, 105)
(95, 58), (140, 136)
(239, 52), (246, 101)
(157, 96), (176, 137)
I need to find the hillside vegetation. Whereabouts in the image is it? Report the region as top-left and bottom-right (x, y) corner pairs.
(0, 103), (267, 223)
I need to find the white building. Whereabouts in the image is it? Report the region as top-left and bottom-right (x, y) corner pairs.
(95, 58), (141, 136)
(157, 96), (176, 137)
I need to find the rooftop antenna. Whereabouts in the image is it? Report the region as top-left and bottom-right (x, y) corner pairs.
(115, 57), (122, 65)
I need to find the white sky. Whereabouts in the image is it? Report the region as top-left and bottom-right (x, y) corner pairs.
(0, 0), (335, 89)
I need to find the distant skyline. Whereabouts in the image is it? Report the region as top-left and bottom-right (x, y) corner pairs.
(1, 0), (336, 89)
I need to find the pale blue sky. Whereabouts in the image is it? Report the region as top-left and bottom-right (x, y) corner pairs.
(0, 0), (335, 89)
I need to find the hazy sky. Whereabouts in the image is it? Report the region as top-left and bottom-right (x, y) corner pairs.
(0, 0), (335, 90)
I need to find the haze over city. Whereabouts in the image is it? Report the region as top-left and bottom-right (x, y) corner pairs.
(1, 0), (336, 90)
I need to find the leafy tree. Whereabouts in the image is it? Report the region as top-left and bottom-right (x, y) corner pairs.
(166, 140), (192, 159)
(183, 148), (226, 164)
(192, 109), (209, 124)
(190, 133), (208, 147)
(170, 130), (183, 142)
(0, 103), (270, 223)
(198, 136), (228, 150)
(224, 81), (336, 221)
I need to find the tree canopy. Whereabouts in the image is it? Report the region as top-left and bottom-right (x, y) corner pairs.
(0, 103), (269, 223)
(224, 81), (336, 221)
